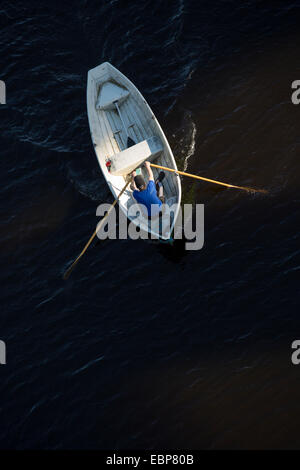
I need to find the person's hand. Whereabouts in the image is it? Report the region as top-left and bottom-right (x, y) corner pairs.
(144, 161), (151, 168)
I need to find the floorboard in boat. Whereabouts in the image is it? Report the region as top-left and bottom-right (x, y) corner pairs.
(101, 110), (120, 155)
(96, 110), (114, 157)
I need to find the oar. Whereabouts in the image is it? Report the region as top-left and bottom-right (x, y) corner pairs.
(63, 179), (131, 280)
(150, 163), (267, 194)
(114, 100), (135, 148)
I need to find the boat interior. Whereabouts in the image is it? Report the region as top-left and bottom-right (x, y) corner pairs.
(88, 64), (180, 237)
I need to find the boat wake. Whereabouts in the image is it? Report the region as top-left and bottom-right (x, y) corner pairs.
(172, 111), (197, 172)
(183, 114), (197, 172)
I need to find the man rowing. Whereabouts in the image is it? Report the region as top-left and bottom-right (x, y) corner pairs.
(131, 161), (165, 218)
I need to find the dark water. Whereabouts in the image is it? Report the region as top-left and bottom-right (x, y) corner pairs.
(0, 0), (300, 449)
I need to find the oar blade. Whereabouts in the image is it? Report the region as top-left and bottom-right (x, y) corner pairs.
(63, 264), (75, 280)
(244, 187), (268, 194)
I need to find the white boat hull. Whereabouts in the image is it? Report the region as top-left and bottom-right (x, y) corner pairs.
(87, 62), (182, 240)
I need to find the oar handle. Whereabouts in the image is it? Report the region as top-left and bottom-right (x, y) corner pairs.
(150, 163), (267, 194)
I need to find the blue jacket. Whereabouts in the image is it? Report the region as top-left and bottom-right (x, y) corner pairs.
(133, 181), (162, 217)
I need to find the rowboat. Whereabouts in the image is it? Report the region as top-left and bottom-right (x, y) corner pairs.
(87, 62), (181, 240)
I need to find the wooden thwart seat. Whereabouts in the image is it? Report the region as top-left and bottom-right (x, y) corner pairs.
(109, 136), (163, 176)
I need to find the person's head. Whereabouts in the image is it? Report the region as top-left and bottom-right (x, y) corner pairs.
(134, 175), (146, 191)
